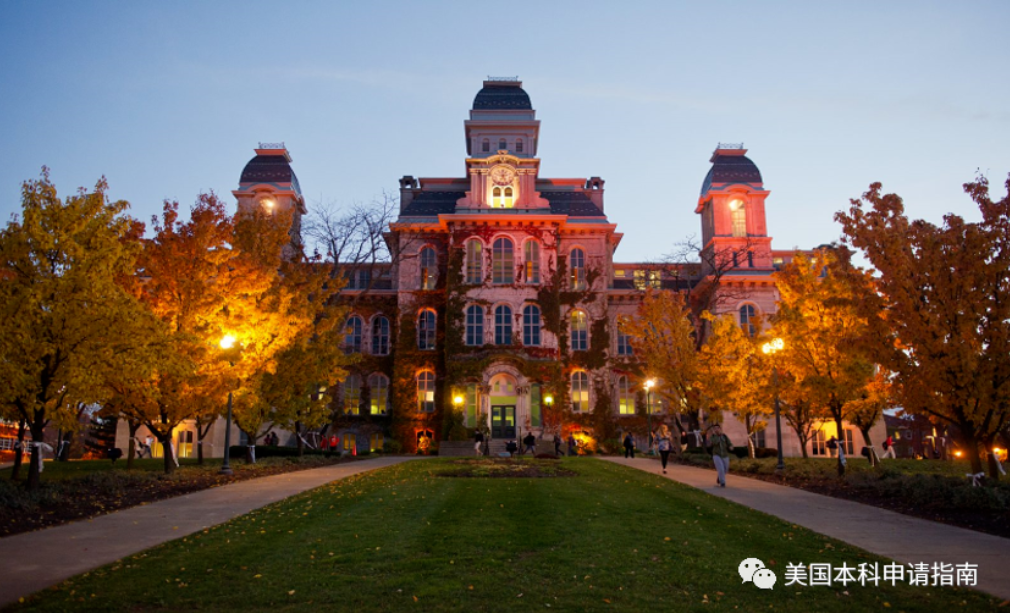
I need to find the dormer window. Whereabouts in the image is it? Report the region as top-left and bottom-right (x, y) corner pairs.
(482, 139), (490, 152)
(516, 139), (523, 153)
(499, 138), (507, 150)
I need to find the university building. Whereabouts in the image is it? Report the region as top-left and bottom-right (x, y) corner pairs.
(118, 78), (884, 459)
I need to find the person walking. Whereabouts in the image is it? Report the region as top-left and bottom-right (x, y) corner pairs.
(882, 435), (896, 459)
(553, 433), (562, 456)
(474, 429), (485, 456)
(708, 424), (732, 487)
(623, 432), (636, 459)
(654, 424), (673, 473)
(522, 432), (536, 455)
(567, 433), (577, 456)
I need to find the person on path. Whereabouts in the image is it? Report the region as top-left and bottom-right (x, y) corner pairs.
(523, 432), (536, 455)
(882, 435), (896, 459)
(506, 440), (518, 457)
(553, 433), (562, 456)
(654, 425), (673, 473)
(328, 434), (338, 457)
(708, 424), (732, 487)
(567, 434), (577, 457)
(623, 433), (636, 459)
(321, 435), (329, 453)
(474, 430), (485, 456)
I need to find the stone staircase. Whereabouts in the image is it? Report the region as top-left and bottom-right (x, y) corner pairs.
(437, 440), (558, 457)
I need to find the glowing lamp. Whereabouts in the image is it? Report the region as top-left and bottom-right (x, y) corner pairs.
(219, 334), (236, 350)
(729, 198), (743, 211)
(954, 450), (963, 458)
(261, 198), (276, 210)
(453, 395), (464, 406)
(762, 338), (785, 354)
(644, 379), (656, 390)
(544, 394), (554, 406)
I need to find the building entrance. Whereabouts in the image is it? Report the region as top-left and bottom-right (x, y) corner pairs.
(491, 405), (516, 438)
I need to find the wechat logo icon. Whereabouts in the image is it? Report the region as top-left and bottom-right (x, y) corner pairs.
(739, 557), (777, 590)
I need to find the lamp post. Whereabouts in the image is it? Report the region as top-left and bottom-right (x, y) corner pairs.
(644, 379), (656, 455)
(544, 394), (554, 452)
(761, 337), (786, 471)
(219, 334), (237, 476)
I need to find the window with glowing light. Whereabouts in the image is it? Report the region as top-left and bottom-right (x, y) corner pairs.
(420, 247), (437, 290)
(523, 304), (541, 346)
(370, 432), (384, 452)
(494, 305), (513, 345)
(524, 240), (540, 284)
(417, 371), (435, 413)
(343, 433), (356, 451)
(344, 316), (363, 354)
(492, 237), (514, 284)
(617, 376), (634, 415)
(371, 316), (390, 355)
(570, 310), (588, 351)
(343, 374), (362, 415)
(417, 309), (436, 350)
(465, 305), (484, 346)
(492, 187), (514, 208)
(811, 430), (827, 456)
(368, 373), (389, 415)
(739, 304), (757, 337)
(570, 371), (589, 413)
(729, 198), (746, 237)
(465, 239), (483, 284)
(570, 248), (586, 290)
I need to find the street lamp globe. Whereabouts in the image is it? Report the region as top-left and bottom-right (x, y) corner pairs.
(220, 334), (236, 350)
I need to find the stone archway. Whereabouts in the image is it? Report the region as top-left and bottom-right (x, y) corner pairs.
(481, 363), (531, 440)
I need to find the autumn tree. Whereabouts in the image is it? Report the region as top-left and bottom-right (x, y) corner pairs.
(0, 170), (156, 489)
(772, 250), (877, 475)
(845, 368), (895, 466)
(836, 176), (1010, 478)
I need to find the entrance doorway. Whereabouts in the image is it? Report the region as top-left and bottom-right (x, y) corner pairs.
(491, 405), (516, 438)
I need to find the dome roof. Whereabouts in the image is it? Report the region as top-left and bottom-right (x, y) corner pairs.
(700, 151), (762, 195)
(473, 81), (532, 110)
(239, 154), (301, 194)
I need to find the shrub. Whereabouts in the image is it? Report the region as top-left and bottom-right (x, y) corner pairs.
(384, 440), (403, 454)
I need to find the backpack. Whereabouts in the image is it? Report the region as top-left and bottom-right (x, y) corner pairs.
(827, 439), (838, 450)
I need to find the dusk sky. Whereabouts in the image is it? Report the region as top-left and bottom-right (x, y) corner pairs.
(1, 1), (1007, 263)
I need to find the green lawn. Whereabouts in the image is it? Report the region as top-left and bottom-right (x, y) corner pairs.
(680, 455), (974, 479)
(0, 457), (226, 481)
(8, 458), (997, 612)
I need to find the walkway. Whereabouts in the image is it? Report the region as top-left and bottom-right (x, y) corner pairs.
(603, 457), (1010, 601)
(0, 455), (420, 607)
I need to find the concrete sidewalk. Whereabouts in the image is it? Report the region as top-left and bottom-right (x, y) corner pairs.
(603, 456), (1010, 601)
(0, 455), (420, 607)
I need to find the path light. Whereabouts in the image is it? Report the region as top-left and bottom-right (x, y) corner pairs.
(761, 338), (786, 471)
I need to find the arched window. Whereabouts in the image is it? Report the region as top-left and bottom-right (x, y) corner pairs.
(499, 138), (507, 150)
(523, 304), (541, 346)
(416, 371), (435, 413)
(482, 138), (490, 152)
(739, 304), (757, 337)
(417, 309), (436, 350)
(729, 198), (746, 237)
(617, 376), (634, 415)
(371, 316), (390, 356)
(494, 305), (513, 345)
(368, 373), (389, 415)
(571, 371), (589, 413)
(465, 305), (484, 346)
(420, 246), (437, 290)
(502, 187), (514, 208)
(343, 374), (361, 415)
(465, 239), (483, 284)
(344, 316), (363, 354)
(570, 310), (588, 351)
(524, 240), (540, 284)
(492, 237), (514, 284)
(515, 138), (523, 153)
(570, 248), (586, 290)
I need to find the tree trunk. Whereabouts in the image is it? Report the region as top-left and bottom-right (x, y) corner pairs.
(861, 427), (879, 467)
(246, 444), (256, 464)
(160, 434), (175, 475)
(58, 430), (74, 461)
(295, 421), (305, 457)
(833, 410), (846, 477)
(126, 420), (141, 470)
(960, 428), (984, 476)
(982, 435), (1001, 481)
(10, 418), (26, 481)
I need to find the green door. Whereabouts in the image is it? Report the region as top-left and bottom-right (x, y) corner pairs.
(491, 405), (516, 438)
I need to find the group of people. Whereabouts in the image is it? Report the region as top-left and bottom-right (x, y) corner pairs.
(474, 430), (582, 457)
(622, 423), (733, 487)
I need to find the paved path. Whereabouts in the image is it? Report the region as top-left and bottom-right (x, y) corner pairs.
(603, 457), (1010, 601)
(0, 456), (420, 607)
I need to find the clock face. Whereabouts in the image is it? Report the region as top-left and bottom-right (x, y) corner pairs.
(490, 165), (515, 186)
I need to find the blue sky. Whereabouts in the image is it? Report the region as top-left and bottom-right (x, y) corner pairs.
(1, 1), (1007, 262)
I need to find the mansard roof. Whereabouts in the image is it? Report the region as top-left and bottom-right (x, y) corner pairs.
(700, 153), (762, 196)
(398, 189), (604, 218)
(239, 154), (302, 194)
(472, 80), (533, 110)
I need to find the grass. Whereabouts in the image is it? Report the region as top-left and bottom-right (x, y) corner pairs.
(7, 458), (998, 613)
(0, 457), (228, 482)
(678, 455), (974, 479)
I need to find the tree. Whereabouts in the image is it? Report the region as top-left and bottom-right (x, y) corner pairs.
(836, 177), (1010, 478)
(697, 312), (770, 457)
(772, 250), (876, 475)
(0, 170), (154, 489)
(846, 368), (894, 466)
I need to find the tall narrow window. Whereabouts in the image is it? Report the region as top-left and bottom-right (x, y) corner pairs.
(370, 433), (384, 452)
(524, 240), (540, 284)
(465, 239), (483, 284)
(482, 138), (490, 152)
(571, 371), (589, 413)
(747, 250), (754, 268)
(420, 247), (437, 290)
(499, 138), (507, 150)
(503, 187), (514, 208)
(570, 310), (588, 351)
(465, 305), (484, 346)
(343, 374), (361, 415)
(811, 430), (826, 456)
(492, 238), (514, 284)
(344, 316), (363, 354)
(523, 304), (541, 346)
(494, 305), (513, 345)
(368, 374), (389, 415)
(492, 186), (502, 208)
(371, 316), (390, 356)
(417, 309), (436, 350)
(570, 248), (586, 290)
(417, 371), (435, 413)
(616, 324), (633, 356)
(617, 376), (634, 415)
(515, 139), (523, 153)
(729, 198), (746, 237)
(739, 304), (757, 337)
